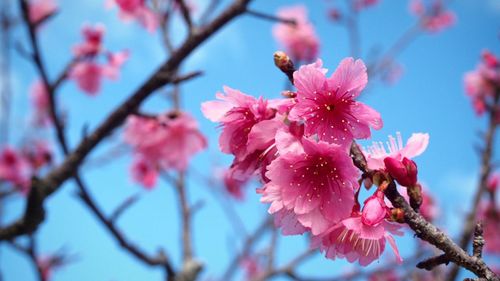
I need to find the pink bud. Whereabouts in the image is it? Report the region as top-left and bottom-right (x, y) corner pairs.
(482, 50), (499, 68)
(362, 192), (388, 226)
(384, 157), (418, 187)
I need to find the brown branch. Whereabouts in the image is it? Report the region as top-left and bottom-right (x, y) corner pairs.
(8, 236), (47, 281)
(417, 254), (449, 270)
(175, 172), (193, 262)
(0, 0), (253, 241)
(349, 144), (499, 281)
(199, 0), (222, 25)
(175, 0), (193, 32)
(472, 223), (484, 259)
(446, 91), (500, 281)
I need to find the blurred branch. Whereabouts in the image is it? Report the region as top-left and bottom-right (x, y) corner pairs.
(109, 193), (141, 223)
(245, 8), (296, 25)
(8, 236), (47, 281)
(199, 0), (221, 25)
(175, 0), (193, 32)
(446, 90), (500, 281)
(222, 217), (272, 281)
(0, 0), (254, 241)
(344, 0), (361, 58)
(0, 2), (13, 144)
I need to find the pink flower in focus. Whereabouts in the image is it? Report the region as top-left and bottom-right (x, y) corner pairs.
(30, 80), (51, 126)
(28, 0), (57, 25)
(273, 5), (319, 62)
(410, 0), (456, 33)
(315, 193), (403, 265)
(262, 137), (359, 235)
(111, 0), (158, 32)
(130, 156), (158, 189)
(0, 147), (31, 194)
(72, 24), (105, 57)
(363, 132), (429, 170)
(289, 58), (382, 147)
(384, 157), (418, 187)
(202, 86), (276, 160)
(69, 62), (103, 95)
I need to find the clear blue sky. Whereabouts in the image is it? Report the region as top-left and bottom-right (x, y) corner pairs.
(1, 0), (500, 280)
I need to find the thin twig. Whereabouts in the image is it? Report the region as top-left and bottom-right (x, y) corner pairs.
(245, 8), (296, 26)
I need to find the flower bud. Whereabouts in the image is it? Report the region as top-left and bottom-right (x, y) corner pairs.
(390, 208), (405, 223)
(383, 157), (418, 187)
(273, 51), (295, 81)
(361, 191), (388, 226)
(407, 183), (423, 211)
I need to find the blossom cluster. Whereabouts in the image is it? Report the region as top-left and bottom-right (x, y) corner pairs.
(273, 5), (319, 63)
(410, 0), (456, 33)
(123, 111), (207, 188)
(0, 142), (52, 194)
(68, 24), (129, 95)
(107, 0), (158, 32)
(464, 50), (500, 117)
(203, 56), (431, 265)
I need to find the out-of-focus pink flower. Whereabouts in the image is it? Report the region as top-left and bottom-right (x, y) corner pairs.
(201, 86), (276, 160)
(273, 5), (319, 62)
(241, 256), (263, 281)
(289, 58), (382, 148)
(488, 173), (499, 193)
(354, 0), (380, 11)
(69, 62), (103, 95)
(28, 0), (57, 25)
(30, 80), (51, 126)
(477, 201), (500, 254)
(261, 137), (359, 235)
(328, 8), (342, 21)
(464, 50), (500, 116)
(124, 111), (207, 175)
(222, 167), (249, 200)
(73, 24), (105, 57)
(102, 50), (130, 80)
(130, 156), (158, 189)
(0, 147), (31, 194)
(21, 141), (52, 170)
(157, 112), (207, 171)
(110, 0), (158, 32)
(315, 203), (403, 265)
(410, 0), (456, 33)
(363, 132), (429, 171)
(384, 157), (418, 187)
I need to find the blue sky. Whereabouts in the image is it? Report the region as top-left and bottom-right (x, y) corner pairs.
(1, 0), (500, 280)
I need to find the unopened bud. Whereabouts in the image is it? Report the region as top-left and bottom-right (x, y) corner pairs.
(274, 51), (295, 82)
(281, 90), (297, 98)
(390, 208), (405, 223)
(384, 157), (418, 187)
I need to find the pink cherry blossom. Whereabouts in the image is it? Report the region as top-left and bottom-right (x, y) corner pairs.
(289, 58), (382, 147)
(315, 204), (403, 265)
(384, 157), (418, 187)
(262, 137), (359, 235)
(368, 269), (400, 281)
(0, 147), (31, 194)
(130, 156), (158, 189)
(102, 50), (130, 80)
(273, 5), (319, 62)
(72, 24), (105, 57)
(202, 86), (276, 160)
(30, 80), (51, 126)
(28, 0), (57, 25)
(361, 191), (389, 226)
(110, 0), (158, 32)
(363, 132), (429, 170)
(241, 256), (263, 281)
(487, 173), (499, 192)
(69, 62), (103, 95)
(410, 0), (456, 33)
(124, 111), (207, 173)
(222, 167), (249, 200)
